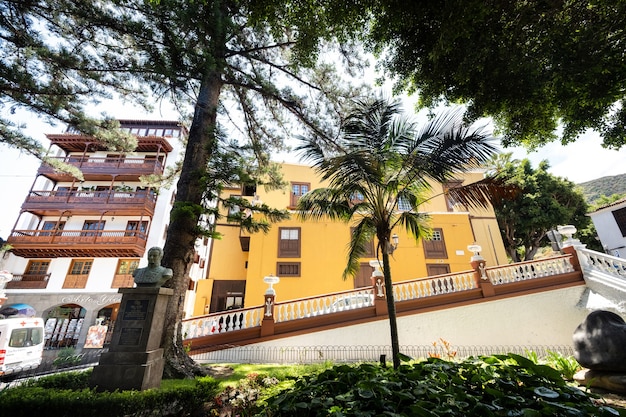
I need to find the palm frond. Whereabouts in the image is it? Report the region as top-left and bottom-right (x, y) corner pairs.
(343, 218), (376, 280)
(296, 188), (354, 221)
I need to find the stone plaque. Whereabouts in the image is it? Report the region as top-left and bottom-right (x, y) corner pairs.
(119, 327), (143, 346)
(123, 299), (149, 321)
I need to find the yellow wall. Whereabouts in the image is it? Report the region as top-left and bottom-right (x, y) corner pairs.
(193, 163), (507, 313)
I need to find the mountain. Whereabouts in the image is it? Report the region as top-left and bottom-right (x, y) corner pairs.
(578, 173), (626, 204)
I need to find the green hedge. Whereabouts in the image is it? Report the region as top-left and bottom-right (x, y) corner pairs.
(0, 370), (219, 417)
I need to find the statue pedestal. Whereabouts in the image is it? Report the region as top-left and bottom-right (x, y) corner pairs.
(90, 287), (173, 391)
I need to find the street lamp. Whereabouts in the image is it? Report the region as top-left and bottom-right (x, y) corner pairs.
(387, 233), (399, 254)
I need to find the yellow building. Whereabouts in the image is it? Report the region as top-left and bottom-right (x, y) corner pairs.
(192, 163), (507, 315)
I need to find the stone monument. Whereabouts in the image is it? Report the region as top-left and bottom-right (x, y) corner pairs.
(573, 310), (626, 393)
(90, 247), (173, 391)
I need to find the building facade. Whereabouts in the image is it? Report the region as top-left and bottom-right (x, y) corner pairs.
(193, 163), (507, 315)
(1, 120), (209, 350)
(588, 196), (626, 257)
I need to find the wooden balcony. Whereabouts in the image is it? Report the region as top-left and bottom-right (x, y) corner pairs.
(6, 230), (148, 258)
(21, 190), (157, 217)
(37, 156), (164, 182)
(5, 273), (51, 289)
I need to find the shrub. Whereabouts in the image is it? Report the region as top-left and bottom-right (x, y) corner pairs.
(260, 354), (619, 416)
(52, 347), (83, 368)
(0, 372), (220, 417)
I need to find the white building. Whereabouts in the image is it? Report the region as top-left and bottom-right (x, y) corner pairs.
(1, 120), (209, 350)
(588, 196), (626, 257)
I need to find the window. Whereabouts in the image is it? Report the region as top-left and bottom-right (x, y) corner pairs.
(278, 227), (301, 257)
(443, 180), (464, 212)
(277, 262), (301, 277)
(82, 220), (105, 237)
(25, 260), (50, 275)
(398, 196), (412, 211)
(63, 259), (93, 288)
(9, 327), (43, 348)
(423, 228), (448, 259)
(23, 260), (50, 284)
(290, 182), (310, 207)
(613, 207), (626, 237)
(350, 191), (364, 205)
(242, 184), (256, 197)
(105, 154), (123, 163)
(41, 221), (65, 236)
(112, 259), (140, 288)
(126, 221), (148, 237)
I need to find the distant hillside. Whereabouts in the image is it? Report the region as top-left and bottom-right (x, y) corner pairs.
(578, 173), (626, 204)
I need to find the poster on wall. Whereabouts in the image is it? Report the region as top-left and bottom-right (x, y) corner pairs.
(84, 325), (108, 349)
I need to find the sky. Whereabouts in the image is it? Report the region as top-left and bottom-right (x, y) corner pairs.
(1, 100), (625, 240)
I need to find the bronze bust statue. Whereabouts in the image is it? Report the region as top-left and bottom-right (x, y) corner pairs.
(133, 246), (173, 287)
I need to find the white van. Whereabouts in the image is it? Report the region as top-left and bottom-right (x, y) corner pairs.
(0, 317), (45, 378)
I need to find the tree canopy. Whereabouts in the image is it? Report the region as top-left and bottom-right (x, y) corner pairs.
(367, 0), (626, 150)
(28, 0), (372, 378)
(488, 154), (591, 262)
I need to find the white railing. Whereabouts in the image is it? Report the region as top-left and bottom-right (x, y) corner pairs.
(181, 306), (264, 339)
(393, 271), (476, 301)
(274, 288), (374, 323)
(577, 248), (626, 279)
(182, 254), (582, 341)
(485, 255), (574, 285)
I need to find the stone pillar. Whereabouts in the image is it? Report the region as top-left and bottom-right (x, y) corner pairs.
(89, 287), (172, 391)
(470, 254), (495, 297)
(371, 269), (388, 316)
(260, 294), (275, 337)
(260, 275), (279, 337)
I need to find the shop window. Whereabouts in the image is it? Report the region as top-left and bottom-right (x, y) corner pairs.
(278, 227), (301, 257)
(44, 304), (86, 349)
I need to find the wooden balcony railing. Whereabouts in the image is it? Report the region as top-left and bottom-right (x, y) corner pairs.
(5, 273), (51, 289)
(183, 253), (584, 353)
(37, 156), (164, 181)
(7, 229), (148, 258)
(21, 190), (157, 217)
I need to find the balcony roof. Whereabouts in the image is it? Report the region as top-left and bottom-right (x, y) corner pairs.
(45, 134), (175, 153)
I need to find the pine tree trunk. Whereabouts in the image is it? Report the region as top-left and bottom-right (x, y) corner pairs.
(160, 71), (224, 379)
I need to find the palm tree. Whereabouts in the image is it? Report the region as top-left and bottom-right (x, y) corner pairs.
(296, 97), (503, 369)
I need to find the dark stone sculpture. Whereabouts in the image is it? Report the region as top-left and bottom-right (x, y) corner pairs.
(573, 310), (626, 372)
(133, 247), (173, 287)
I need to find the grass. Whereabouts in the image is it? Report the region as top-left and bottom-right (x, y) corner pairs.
(206, 362), (333, 389)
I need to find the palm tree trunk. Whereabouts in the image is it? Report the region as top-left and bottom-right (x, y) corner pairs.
(382, 251), (401, 369)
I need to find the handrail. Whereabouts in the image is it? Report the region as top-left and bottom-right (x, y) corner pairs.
(181, 306), (264, 339)
(576, 248), (626, 280)
(274, 287), (375, 323)
(485, 255), (574, 285)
